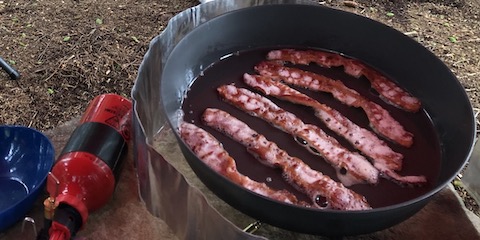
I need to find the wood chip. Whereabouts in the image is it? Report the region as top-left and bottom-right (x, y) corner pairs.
(343, 1), (359, 8)
(404, 31), (419, 37)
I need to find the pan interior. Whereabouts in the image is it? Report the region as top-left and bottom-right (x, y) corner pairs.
(181, 47), (441, 208)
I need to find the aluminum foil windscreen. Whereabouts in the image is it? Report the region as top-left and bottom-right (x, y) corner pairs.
(131, 1), (316, 239)
(463, 139), (480, 204)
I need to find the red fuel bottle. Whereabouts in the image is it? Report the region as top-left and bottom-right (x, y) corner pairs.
(46, 94), (132, 240)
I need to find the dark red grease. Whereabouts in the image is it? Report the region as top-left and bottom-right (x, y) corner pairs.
(182, 47), (442, 209)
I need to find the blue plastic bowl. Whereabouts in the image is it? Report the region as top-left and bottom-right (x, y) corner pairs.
(0, 125), (54, 232)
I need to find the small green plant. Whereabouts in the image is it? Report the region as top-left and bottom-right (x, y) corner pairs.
(448, 36), (457, 43)
(131, 36), (140, 43)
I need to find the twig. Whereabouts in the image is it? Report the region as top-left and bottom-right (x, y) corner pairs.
(404, 31), (419, 37)
(42, 54), (75, 82)
(460, 73), (480, 79)
(28, 111), (38, 128)
(466, 72), (480, 77)
(466, 38), (480, 42)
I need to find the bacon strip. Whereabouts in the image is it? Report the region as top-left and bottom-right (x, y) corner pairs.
(218, 84), (426, 186)
(255, 60), (414, 148)
(266, 49), (421, 112)
(179, 122), (305, 205)
(202, 108), (371, 210)
(217, 84), (379, 186)
(243, 73), (403, 171)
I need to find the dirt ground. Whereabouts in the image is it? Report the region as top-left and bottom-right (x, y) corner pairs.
(1, 0), (479, 220)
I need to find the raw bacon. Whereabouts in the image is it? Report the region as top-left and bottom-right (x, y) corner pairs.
(255, 60), (414, 148)
(243, 73), (403, 171)
(179, 122), (305, 205)
(267, 48), (343, 68)
(217, 84), (380, 186)
(266, 49), (421, 112)
(362, 68), (421, 112)
(218, 84), (426, 186)
(202, 108), (371, 210)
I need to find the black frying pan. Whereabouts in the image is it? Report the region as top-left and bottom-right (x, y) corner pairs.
(161, 4), (475, 236)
